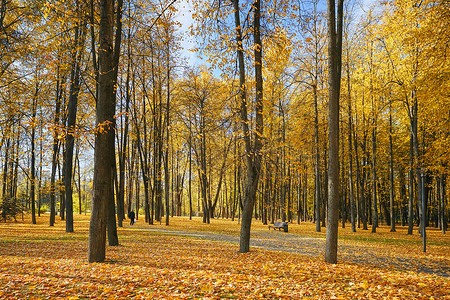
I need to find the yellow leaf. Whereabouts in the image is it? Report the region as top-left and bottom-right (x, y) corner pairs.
(201, 284), (213, 293)
(417, 283), (427, 287)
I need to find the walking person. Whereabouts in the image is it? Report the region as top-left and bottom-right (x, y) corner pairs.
(128, 210), (135, 225)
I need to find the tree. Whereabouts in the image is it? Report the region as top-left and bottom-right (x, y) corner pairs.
(294, 0), (327, 231)
(325, 0), (344, 264)
(30, 81), (38, 225)
(65, 1), (87, 233)
(236, 0), (264, 253)
(88, 0), (117, 263)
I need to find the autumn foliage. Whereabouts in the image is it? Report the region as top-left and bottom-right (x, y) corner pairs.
(0, 215), (448, 299)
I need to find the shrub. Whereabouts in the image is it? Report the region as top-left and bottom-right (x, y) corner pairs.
(39, 204), (47, 214)
(0, 197), (23, 222)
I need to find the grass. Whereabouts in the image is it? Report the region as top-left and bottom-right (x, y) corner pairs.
(0, 214), (448, 299)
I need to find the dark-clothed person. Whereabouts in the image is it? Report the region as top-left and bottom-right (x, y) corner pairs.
(128, 210), (135, 225)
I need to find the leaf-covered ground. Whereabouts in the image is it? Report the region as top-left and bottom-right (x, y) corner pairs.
(0, 215), (448, 299)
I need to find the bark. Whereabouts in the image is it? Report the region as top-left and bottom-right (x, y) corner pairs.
(287, 164), (292, 222)
(238, 0), (264, 253)
(408, 136), (415, 235)
(411, 92), (424, 234)
(188, 120), (193, 220)
(314, 84), (321, 232)
(75, 146), (82, 214)
(231, 135), (238, 221)
(210, 138), (233, 217)
(399, 165), (407, 226)
(154, 88), (163, 223)
(347, 76), (355, 233)
(60, 150), (65, 220)
(117, 91), (129, 226)
(354, 108), (368, 230)
(325, 0), (344, 264)
(1, 137), (9, 199)
(65, 19), (85, 233)
(50, 69), (63, 226)
(264, 163), (271, 225)
(88, 0), (116, 263)
(281, 106), (287, 222)
(107, 170), (119, 246)
(297, 173), (302, 224)
(164, 54), (170, 226)
(30, 87), (38, 225)
(90, 0), (98, 101)
(38, 125), (43, 217)
(322, 151), (327, 228)
(126, 140), (137, 214)
(371, 118), (378, 233)
(303, 171), (308, 221)
(440, 175), (447, 234)
(389, 102), (396, 232)
(114, 0), (125, 227)
(135, 109), (151, 225)
(197, 96), (209, 223)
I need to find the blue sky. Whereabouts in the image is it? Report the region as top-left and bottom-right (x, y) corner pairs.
(174, 0), (379, 67)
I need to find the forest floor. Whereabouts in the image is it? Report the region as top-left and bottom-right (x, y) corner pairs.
(0, 214), (448, 299)
(144, 217), (450, 278)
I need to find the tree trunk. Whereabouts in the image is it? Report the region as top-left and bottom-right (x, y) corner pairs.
(30, 88), (38, 225)
(322, 150), (328, 228)
(440, 174), (447, 234)
(199, 99), (209, 224)
(107, 170), (119, 246)
(238, 0), (264, 253)
(60, 150), (65, 220)
(88, 0), (116, 263)
(408, 136), (415, 235)
(314, 83), (321, 232)
(325, 0), (344, 264)
(210, 138), (233, 217)
(371, 118), (378, 233)
(389, 102), (396, 232)
(126, 140), (136, 214)
(164, 53), (170, 226)
(50, 69), (63, 226)
(65, 20), (84, 233)
(233, 0), (263, 253)
(347, 76), (355, 233)
(117, 71), (130, 226)
(188, 121), (192, 220)
(38, 120), (43, 217)
(2, 137), (9, 201)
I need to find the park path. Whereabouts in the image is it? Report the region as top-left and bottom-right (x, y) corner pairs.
(145, 227), (450, 278)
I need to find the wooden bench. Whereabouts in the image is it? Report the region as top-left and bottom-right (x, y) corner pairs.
(268, 221), (288, 232)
